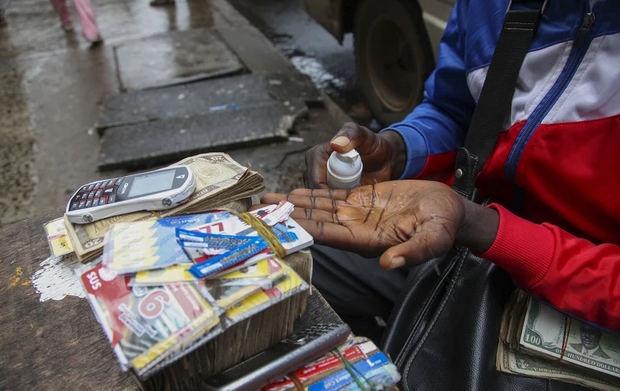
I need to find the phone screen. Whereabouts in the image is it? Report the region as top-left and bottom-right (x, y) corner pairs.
(128, 170), (176, 198)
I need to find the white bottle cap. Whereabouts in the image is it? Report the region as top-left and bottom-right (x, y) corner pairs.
(326, 149), (363, 189)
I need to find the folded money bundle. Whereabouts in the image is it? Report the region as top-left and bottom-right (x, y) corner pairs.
(263, 336), (401, 391)
(65, 153), (264, 263)
(497, 290), (620, 391)
(80, 202), (313, 379)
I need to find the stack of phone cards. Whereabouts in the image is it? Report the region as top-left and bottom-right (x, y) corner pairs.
(78, 201), (313, 378)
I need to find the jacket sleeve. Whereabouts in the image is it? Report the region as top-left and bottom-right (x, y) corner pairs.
(481, 204), (620, 334)
(381, 0), (476, 179)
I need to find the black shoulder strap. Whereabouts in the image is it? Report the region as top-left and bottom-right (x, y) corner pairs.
(452, 0), (548, 200)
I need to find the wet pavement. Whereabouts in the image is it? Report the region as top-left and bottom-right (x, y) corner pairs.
(0, 64), (37, 225)
(0, 0), (345, 226)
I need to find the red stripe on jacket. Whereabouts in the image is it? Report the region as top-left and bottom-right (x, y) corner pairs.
(471, 114), (620, 332)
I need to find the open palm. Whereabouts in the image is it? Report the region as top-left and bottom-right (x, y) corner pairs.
(260, 180), (465, 270)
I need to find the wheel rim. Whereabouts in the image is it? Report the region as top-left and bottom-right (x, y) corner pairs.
(366, 16), (417, 113)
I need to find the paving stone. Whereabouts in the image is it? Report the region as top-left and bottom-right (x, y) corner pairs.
(266, 72), (323, 107)
(97, 74), (272, 131)
(98, 102), (308, 171)
(115, 28), (243, 90)
(96, 73), (322, 132)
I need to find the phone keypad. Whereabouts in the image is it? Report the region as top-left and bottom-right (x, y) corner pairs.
(69, 177), (123, 211)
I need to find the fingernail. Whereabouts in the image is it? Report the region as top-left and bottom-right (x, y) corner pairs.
(331, 136), (350, 148)
(388, 256), (406, 270)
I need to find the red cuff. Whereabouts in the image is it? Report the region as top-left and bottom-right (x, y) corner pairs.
(480, 204), (555, 288)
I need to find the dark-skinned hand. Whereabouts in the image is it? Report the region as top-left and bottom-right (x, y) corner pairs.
(304, 122), (407, 189)
(258, 180), (499, 270)
(259, 181), (470, 270)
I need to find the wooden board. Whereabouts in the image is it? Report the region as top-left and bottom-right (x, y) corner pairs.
(0, 212), (341, 390)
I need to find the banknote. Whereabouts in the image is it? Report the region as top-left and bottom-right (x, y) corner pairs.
(520, 297), (620, 379)
(496, 340), (620, 391)
(44, 217), (75, 257)
(499, 290), (620, 389)
(162, 153), (262, 217)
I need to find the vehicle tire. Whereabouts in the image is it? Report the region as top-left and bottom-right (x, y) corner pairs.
(354, 0), (435, 126)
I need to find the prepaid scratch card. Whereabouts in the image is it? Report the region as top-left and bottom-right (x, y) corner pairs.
(80, 262), (219, 372)
(104, 213), (230, 274)
(225, 263), (308, 323)
(204, 257), (286, 309)
(189, 238), (269, 278)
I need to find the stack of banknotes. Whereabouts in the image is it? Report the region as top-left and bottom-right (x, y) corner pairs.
(497, 289), (620, 391)
(79, 201), (314, 379)
(65, 153), (264, 262)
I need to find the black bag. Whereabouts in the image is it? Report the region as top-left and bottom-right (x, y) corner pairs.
(381, 1), (593, 389)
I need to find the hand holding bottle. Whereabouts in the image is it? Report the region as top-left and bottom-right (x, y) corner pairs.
(304, 122), (407, 189)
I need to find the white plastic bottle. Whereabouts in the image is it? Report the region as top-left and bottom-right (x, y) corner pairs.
(326, 149), (363, 189)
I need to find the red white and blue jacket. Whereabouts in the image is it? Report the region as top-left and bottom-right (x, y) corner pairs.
(385, 0), (620, 333)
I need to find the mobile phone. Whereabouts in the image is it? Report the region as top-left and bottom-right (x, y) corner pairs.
(65, 166), (195, 224)
(202, 323), (351, 391)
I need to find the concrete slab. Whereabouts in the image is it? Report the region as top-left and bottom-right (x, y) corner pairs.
(266, 72), (323, 106)
(96, 73), (322, 131)
(115, 28), (243, 91)
(99, 102), (308, 171)
(97, 74), (272, 131)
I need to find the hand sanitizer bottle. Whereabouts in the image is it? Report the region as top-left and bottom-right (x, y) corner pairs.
(326, 149), (363, 189)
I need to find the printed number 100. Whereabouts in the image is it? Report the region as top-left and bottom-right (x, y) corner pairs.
(524, 333), (542, 346)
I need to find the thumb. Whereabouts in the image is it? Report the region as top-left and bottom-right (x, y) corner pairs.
(379, 232), (448, 270)
(330, 122), (376, 154)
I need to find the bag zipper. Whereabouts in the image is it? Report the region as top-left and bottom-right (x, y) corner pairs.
(504, 4), (599, 184)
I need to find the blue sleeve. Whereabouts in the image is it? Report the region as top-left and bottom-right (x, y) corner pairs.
(382, 0), (476, 179)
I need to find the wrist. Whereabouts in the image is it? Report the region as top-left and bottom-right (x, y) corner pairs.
(455, 200), (499, 254)
(380, 130), (407, 179)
